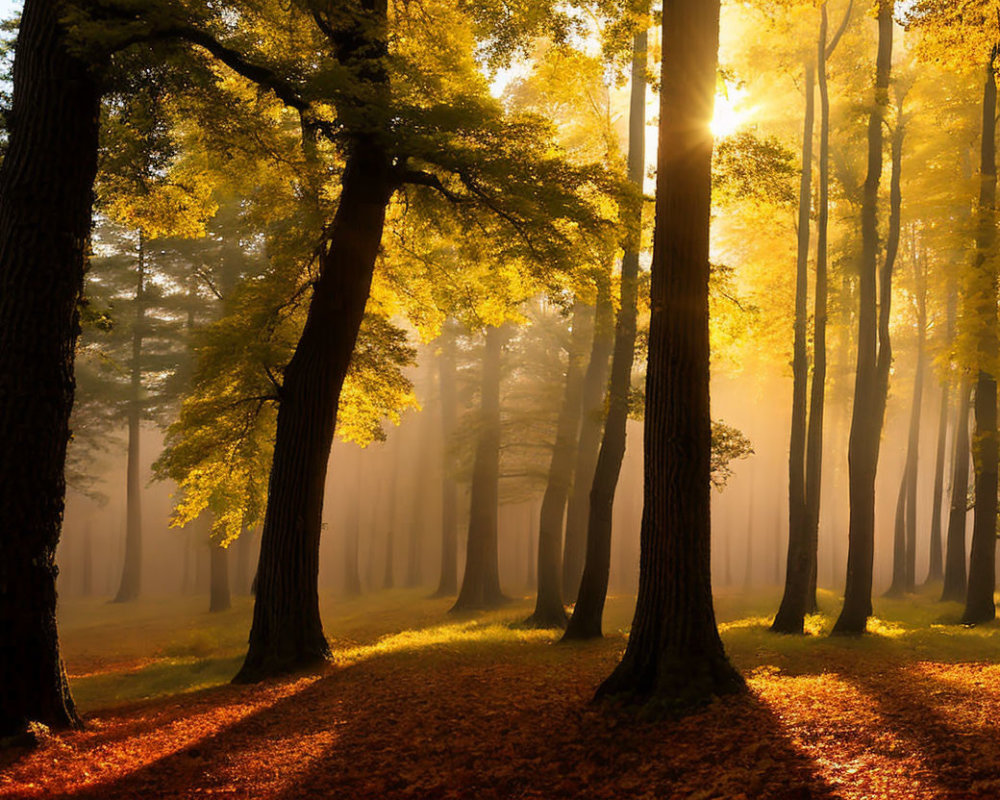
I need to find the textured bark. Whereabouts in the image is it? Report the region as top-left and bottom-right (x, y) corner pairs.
(0, 0), (102, 737)
(433, 327), (459, 597)
(941, 381), (972, 602)
(561, 278), (614, 596)
(525, 299), (593, 628)
(597, 0), (743, 711)
(234, 137), (393, 682)
(209, 539), (232, 613)
(452, 327), (507, 611)
(563, 28), (647, 642)
(963, 53), (999, 626)
(833, 1), (894, 635)
(772, 59), (815, 635)
(114, 236), (146, 603)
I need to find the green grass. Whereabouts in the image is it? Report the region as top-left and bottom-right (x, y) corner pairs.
(57, 584), (1000, 713)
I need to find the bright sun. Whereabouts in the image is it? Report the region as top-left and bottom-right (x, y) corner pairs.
(711, 90), (747, 138)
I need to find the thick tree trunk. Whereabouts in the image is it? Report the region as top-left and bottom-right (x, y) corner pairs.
(209, 539), (231, 613)
(772, 59), (815, 635)
(525, 299), (593, 628)
(433, 326), (459, 597)
(597, 0), (742, 711)
(452, 326), (507, 611)
(0, 0), (102, 737)
(561, 279), (614, 595)
(234, 138), (393, 682)
(833, 1), (894, 635)
(942, 381), (972, 602)
(563, 28), (647, 641)
(963, 53), (999, 626)
(114, 236), (146, 603)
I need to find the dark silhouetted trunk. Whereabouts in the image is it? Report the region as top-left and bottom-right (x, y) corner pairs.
(885, 465), (909, 597)
(927, 285), (956, 585)
(833, 1), (894, 635)
(235, 136), (393, 681)
(0, 0), (102, 737)
(210, 539), (231, 613)
(597, 0), (743, 711)
(963, 52), (999, 626)
(433, 326), (459, 597)
(525, 299), (593, 628)
(563, 28), (647, 641)
(942, 381), (972, 602)
(771, 58), (815, 635)
(804, 0), (851, 612)
(561, 278), (614, 596)
(114, 236), (146, 603)
(452, 326), (507, 611)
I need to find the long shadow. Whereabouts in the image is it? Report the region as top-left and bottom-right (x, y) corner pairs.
(836, 660), (1000, 797)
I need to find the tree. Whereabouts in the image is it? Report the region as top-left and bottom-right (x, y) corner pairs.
(0, 0), (103, 738)
(596, 0), (744, 712)
(432, 324), (460, 597)
(832, 0), (895, 636)
(564, 24), (648, 641)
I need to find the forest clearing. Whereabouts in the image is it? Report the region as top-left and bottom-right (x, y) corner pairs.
(5, 588), (1000, 799)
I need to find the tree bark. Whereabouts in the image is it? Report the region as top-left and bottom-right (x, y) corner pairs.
(962, 52), (999, 626)
(833, 0), (894, 635)
(433, 325), (459, 597)
(596, 0), (743, 712)
(942, 380), (972, 602)
(525, 298), (593, 628)
(114, 234), (146, 603)
(234, 135), (393, 682)
(0, 0), (102, 737)
(771, 58), (815, 635)
(563, 27), (647, 641)
(452, 326), (508, 611)
(561, 277), (614, 595)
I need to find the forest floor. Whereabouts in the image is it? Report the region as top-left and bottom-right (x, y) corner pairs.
(4, 586), (1000, 799)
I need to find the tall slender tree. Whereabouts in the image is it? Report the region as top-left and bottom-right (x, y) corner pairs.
(833, 0), (895, 635)
(564, 25), (648, 641)
(597, 0), (743, 711)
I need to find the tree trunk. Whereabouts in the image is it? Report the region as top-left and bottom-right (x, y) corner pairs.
(904, 255), (927, 592)
(596, 0), (743, 711)
(561, 278), (614, 595)
(942, 380), (972, 602)
(927, 280), (956, 586)
(563, 27), (647, 641)
(234, 136), (393, 682)
(209, 538), (231, 613)
(452, 326), (508, 611)
(963, 52), (999, 626)
(833, 1), (894, 635)
(885, 464), (909, 597)
(0, 0), (102, 737)
(804, 0), (852, 613)
(771, 58), (815, 635)
(525, 299), (593, 628)
(114, 235), (146, 603)
(433, 325), (459, 597)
